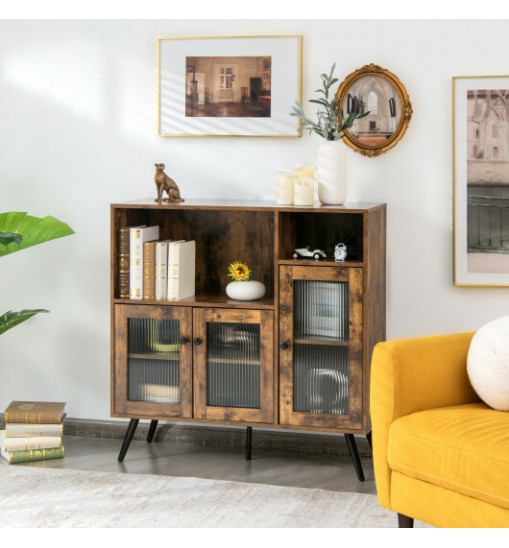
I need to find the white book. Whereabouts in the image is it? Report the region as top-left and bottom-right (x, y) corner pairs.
(5, 422), (64, 438)
(0, 430), (61, 452)
(167, 240), (196, 300)
(129, 226), (160, 300)
(155, 240), (184, 301)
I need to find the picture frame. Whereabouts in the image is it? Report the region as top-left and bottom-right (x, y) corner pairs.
(336, 63), (412, 157)
(158, 35), (302, 137)
(453, 75), (509, 287)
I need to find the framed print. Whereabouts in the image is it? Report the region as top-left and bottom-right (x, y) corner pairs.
(158, 35), (302, 137)
(453, 76), (509, 286)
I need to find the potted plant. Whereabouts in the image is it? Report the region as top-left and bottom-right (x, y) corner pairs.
(225, 260), (266, 301)
(290, 63), (369, 204)
(0, 212), (74, 335)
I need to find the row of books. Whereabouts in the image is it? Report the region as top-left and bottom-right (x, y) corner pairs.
(118, 225), (196, 301)
(0, 401), (66, 464)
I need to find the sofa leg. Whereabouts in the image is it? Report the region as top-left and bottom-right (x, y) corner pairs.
(397, 513), (414, 528)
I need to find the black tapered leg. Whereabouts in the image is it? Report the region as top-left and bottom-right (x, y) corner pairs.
(398, 513), (414, 528)
(118, 418), (139, 463)
(246, 426), (252, 460)
(147, 420), (158, 443)
(366, 431), (372, 450)
(344, 433), (365, 481)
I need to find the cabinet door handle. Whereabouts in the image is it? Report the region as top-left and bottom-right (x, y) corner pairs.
(180, 336), (189, 345)
(280, 340), (290, 350)
(193, 337), (203, 346)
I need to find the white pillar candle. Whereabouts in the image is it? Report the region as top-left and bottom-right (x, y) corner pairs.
(295, 164), (315, 181)
(275, 170), (295, 205)
(294, 177), (314, 206)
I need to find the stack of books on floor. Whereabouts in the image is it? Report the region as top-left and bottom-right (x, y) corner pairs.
(0, 400), (66, 464)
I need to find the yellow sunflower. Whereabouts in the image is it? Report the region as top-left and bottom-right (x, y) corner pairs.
(228, 260), (253, 282)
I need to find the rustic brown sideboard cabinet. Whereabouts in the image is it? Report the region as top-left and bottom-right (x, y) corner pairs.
(110, 199), (386, 481)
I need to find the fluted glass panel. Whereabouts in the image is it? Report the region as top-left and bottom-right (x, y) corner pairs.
(206, 322), (260, 408)
(293, 345), (349, 414)
(127, 318), (180, 403)
(294, 280), (348, 340)
(293, 280), (349, 414)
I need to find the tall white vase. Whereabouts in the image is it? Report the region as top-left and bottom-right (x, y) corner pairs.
(317, 140), (348, 205)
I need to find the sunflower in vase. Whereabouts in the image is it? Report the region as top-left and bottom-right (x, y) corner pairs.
(226, 260), (266, 301)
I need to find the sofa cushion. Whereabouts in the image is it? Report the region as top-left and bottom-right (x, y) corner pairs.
(467, 315), (509, 411)
(388, 402), (509, 510)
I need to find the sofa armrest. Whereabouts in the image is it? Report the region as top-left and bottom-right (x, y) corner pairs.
(370, 332), (479, 508)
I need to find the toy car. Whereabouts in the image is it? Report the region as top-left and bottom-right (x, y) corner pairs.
(292, 246), (326, 260)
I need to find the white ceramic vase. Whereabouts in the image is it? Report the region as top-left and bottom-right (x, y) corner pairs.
(317, 140), (348, 205)
(226, 280), (266, 301)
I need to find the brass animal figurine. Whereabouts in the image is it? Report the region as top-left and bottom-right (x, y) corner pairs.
(154, 163), (184, 203)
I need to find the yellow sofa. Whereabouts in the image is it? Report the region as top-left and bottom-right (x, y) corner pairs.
(370, 332), (509, 528)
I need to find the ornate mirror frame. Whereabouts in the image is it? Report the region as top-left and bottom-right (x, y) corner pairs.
(336, 64), (413, 157)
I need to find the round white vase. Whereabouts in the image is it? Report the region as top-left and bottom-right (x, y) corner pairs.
(317, 140), (348, 205)
(226, 280), (266, 301)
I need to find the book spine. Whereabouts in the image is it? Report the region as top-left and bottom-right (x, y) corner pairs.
(129, 227), (144, 300)
(4, 411), (64, 424)
(5, 423), (64, 437)
(155, 242), (168, 301)
(117, 227), (130, 299)
(6, 446), (64, 464)
(143, 241), (157, 301)
(167, 243), (181, 300)
(4, 436), (62, 452)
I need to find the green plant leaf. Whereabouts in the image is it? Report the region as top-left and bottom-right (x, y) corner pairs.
(0, 232), (22, 246)
(0, 212), (74, 257)
(0, 309), (49, 335)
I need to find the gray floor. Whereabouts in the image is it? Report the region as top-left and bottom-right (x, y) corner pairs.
(10, 435), (377, 495)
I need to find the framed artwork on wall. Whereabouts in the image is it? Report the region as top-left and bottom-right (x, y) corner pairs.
(158, 35), (302, 137)
(453, 76), (509, 287)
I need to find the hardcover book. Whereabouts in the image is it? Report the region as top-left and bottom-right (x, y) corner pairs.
(129, 225), (160, 300)
(167, 240), (196, 300)
(143, 240), (158, 301)
(4, 401), (67, 424)
(0, 445), (65, 464)
(117, 225), (145, 298)
(0, 430), (62, 451)
(4, 422), (64, 438)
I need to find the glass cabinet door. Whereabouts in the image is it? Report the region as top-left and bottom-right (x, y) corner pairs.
(279, 265), (363, 429)
(193, 308), (274, 424)
(113, 304), (192, 418)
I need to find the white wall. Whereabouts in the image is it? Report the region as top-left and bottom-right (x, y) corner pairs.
(1, 19), (509, 420)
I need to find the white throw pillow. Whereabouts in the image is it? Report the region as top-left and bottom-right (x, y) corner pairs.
(467, 315), (509, 411)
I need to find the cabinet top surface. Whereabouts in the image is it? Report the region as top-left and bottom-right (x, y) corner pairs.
(111, 198), (386, 213)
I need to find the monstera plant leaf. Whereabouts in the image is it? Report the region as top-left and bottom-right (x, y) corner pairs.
(0, 211), (74, 257)
(0, 211), (74, 335)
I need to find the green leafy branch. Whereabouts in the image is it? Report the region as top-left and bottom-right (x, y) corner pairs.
(290, 63), (369, 141)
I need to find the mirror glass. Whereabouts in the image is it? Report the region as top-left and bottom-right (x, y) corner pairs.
(336, 64), (412, 157)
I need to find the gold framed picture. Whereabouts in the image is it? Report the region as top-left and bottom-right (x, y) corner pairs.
(453, 75), (509, 287)
(158, 35), (302, 137)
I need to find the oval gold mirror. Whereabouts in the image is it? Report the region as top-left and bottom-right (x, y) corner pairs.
(336, 64), (413, 157)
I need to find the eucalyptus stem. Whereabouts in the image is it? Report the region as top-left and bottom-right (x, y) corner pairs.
(290, 63), (369, 141)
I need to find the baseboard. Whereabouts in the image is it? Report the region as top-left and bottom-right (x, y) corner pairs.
(0, 415), (371, 457)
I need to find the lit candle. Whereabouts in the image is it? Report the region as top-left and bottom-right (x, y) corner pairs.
(294, 177), (314, 206)
(275, 170), (295, 205)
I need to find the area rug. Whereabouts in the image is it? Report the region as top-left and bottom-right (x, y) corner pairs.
(0, 464), (400, 528)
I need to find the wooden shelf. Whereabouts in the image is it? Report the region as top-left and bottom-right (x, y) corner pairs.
(294, 336), (349, 347)
(128, 352), (180, 361)
(113, 295), (275, 309)
(278, 259), (364, 268)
